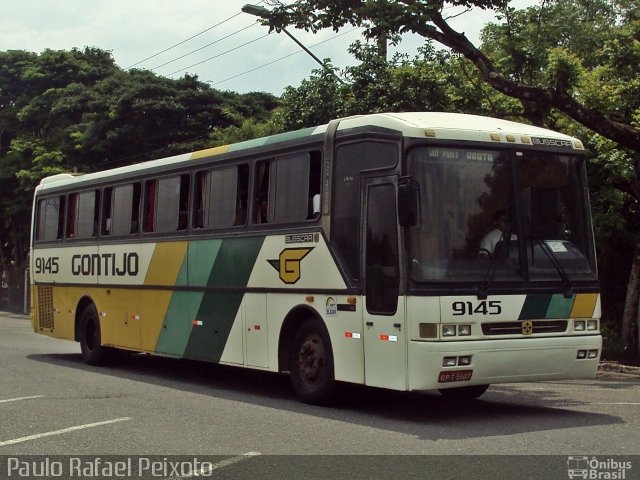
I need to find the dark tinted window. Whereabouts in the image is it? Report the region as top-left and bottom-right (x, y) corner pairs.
(144, 175), (190, 233)
(103, 183), (141, 236)
(332, 141), (397, 281)
(36, 196), (65, 241)
(365, 183), (399, 314)
(254, 152), (319, 225)
(194, 165), (249, 228)
(67, 190), (99, 239)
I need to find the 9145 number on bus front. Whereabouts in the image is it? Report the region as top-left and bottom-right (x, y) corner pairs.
(452, 300), (502, 316)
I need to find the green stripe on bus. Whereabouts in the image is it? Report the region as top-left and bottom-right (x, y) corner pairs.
(188, 240), (223, 286)
(225, 127), (318, 153)
(155, 291), (204, 356)
(518, 294), (552, 320)
(545, 294), (575, 319)
(184, 236), (265, 362)
(155, 240), (223, 355)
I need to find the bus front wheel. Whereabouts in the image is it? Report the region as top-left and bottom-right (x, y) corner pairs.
(439, 384), (489, 401)
(290, 318), (335, 405)
(79, 304), (110, 366)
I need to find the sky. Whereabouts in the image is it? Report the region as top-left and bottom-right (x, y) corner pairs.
(0, 1), (537, 96)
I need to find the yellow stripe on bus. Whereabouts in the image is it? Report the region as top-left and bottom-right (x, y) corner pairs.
(144, 242), (188, 286)
(140, 242), (189, 351)
(570, 293), (598, 318)
(189, 145), (230, 160)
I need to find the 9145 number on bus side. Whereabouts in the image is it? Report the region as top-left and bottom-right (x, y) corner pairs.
(452, 300), (502, 316)
(34, 257), (60, 274)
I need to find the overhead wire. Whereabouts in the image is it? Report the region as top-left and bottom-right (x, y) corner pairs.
(166, 33), (271, 76)
(209, 27), (362, 86)
(151, 22), (258, 71)
(126, 0), (265, 69)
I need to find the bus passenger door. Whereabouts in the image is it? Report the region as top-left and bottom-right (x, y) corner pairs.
(362, 177), (407, 390)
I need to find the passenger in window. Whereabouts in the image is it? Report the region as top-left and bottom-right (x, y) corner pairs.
(310, 193), (321, 219)
(479, 210), (516, 258)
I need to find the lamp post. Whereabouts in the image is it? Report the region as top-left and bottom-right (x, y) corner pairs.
(242, 3), (345, 83)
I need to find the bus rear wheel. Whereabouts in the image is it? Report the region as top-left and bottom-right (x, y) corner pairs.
(79, 304), (110, 366)
(439, 384), (489, 401)
(290, 318), (335, 405)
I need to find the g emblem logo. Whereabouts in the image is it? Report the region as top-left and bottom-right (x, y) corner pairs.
(268, 248), (313, 284)
(521, 321), (533, 335)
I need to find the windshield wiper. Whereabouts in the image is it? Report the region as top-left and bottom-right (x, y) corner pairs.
(536, 239), (573, 298)
(477, 234), (513, 300)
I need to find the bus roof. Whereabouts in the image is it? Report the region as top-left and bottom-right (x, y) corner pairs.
(36, 112), (582, 192)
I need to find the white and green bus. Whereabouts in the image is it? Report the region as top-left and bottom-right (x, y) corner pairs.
(30, 112), (601, 404)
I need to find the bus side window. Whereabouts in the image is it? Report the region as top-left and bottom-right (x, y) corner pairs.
(253, 153), (313, 225)
(144, 180), (157, 233)
(66, 193), (78, 238)
(308, 152), (321, 219)
(235, 165), (249, 225)
(109, 183), (140, 236)
(102, 187), (113, 235)
(177, 174), (190, 230)
(254, 160), (271, 224)
(36, 196), (65, 242)
(149, 174), (190, 233)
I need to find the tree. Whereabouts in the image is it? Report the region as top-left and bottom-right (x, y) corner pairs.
(262, 0), (640, 361)
(0, 47), (279, 311)
(276, 41), (520, 131)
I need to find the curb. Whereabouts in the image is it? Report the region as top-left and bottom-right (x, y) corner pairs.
(598, 361), (640, 376)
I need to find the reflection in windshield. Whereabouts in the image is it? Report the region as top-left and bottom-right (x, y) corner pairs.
(408, 147), (596, 284)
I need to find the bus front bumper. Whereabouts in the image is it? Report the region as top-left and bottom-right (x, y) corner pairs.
(408, 335), (602, 391)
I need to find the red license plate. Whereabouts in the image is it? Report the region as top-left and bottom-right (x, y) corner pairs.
(438, 369), (473, 383)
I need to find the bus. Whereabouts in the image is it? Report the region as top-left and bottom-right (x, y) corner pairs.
(30, 112), (602, 404)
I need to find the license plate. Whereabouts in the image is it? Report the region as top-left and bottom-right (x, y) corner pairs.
(438, 369), (473, 383)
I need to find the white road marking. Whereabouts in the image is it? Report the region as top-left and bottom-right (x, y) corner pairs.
(0, 417), (132, 447)
(0, 395), (44, 404)
(164, 452), (261, 479)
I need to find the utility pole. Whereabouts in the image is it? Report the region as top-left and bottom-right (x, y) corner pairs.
(242, 4), (345, 84)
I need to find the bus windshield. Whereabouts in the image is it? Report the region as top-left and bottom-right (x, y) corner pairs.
(407, 146), (597, 285)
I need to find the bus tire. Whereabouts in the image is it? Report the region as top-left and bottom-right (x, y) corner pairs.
(290, 317), (335, 405)
(79, 304), (110, 366)
(439, 384), (489, 401)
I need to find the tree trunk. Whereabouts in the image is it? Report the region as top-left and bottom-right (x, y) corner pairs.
(620, 240), (640, 364)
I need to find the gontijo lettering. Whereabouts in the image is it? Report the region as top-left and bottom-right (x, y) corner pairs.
(71, 252), (139, 276)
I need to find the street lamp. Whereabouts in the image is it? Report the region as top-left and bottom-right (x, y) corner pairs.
(241, 4), (345, 83)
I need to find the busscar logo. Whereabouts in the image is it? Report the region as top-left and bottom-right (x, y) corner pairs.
(268, 247), (314, 284)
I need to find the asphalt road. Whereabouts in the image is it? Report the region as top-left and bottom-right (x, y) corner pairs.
(1, 314), (639, 479)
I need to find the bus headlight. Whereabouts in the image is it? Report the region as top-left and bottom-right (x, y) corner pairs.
(587, 320), (598, 331)
(442, 325), (456, 337)
(443, 356), (457, 367)
(574, 320), (586, 331)
(458, 355), (472, 366)
(458, 325), (471, 336)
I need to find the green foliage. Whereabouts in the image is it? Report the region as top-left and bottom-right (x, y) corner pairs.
(276, 41), (522, 131)
(0, 47), (278, 309)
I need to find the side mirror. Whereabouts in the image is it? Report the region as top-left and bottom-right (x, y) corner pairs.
(398, 177), (419, 227)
